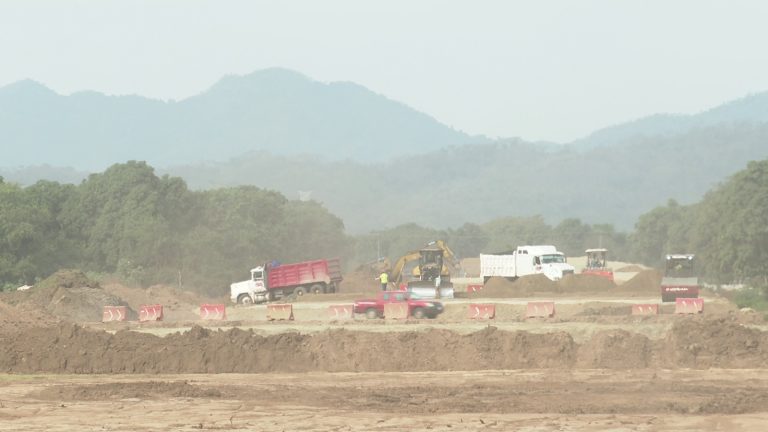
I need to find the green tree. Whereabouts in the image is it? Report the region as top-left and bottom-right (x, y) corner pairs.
(629, 199), (691, 266)
(690, 160), (768, 284)
(482, 215), (552, 253)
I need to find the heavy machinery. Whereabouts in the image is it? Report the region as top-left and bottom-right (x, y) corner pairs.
(581, 248), (614, 282)
(389, 240), (458, 299)
(480, 245), (575, 283)
(230, 258), (343, 304)
(660, 254), (699, 302)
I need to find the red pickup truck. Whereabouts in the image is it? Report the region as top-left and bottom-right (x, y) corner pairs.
(354, 291), (444, 319)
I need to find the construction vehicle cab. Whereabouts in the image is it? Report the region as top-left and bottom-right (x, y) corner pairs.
(660, 254), (699, 302)
(390, 240), (457, 299)
(581, 248), (614, 282)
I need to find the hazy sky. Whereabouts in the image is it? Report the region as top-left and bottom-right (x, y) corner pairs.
(2, 0), (768, 142)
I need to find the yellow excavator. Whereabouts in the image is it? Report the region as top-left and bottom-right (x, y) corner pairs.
(389, 240), (459, 298)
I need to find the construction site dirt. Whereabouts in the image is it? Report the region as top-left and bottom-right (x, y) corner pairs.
(1, 269), (767, 431)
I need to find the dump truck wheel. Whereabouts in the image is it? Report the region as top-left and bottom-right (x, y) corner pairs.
(310, 284), (324, 294)
(412, 307), (425, 319)
(294, 287), (306, 297)
(365, 308), (378, 319)
(237, 294), (253, 305)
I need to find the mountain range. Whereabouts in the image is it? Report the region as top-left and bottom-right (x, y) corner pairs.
(0, 68), (481, 170)
(2, 68), (768, 232)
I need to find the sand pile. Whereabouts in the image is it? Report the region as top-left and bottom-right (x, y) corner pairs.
(560, 274), (616, 291)
(103, 282), (215, 321)
(474, 274), (621, 298)
(474, 275), (556, 298)
(616, 264), (645, 272)
(0, 270), (133, 323)
(619, 269), (662, 293)
(336, 268), (381, 294)
(1, 318), (766, 374)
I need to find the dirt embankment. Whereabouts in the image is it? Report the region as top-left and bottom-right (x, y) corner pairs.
(1, 317), (765, 374)
(474, 270), (660, 298)
(0, 270), (131, 324)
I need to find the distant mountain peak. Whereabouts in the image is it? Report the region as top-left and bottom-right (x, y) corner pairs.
(571, 90), (768, 149)
(0, 79), (57, 97)
(203, 68), (314, 96)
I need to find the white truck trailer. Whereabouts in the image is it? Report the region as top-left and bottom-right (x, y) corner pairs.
(480, 245), (575, 282)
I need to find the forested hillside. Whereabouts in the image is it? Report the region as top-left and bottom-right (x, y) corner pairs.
(631, 158), (768, 286)
(171, 123), (768, 232)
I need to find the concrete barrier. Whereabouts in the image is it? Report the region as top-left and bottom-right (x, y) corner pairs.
(138, 304), (164, 322)
(328, 304), (354, 320)
(102, 306), (127, 322)
(468, 303), (495, 319)
(525, 301), (555, 318)
(200, 304), (227, 320)
(467, 284), (483, 293)
(675, 298), (704, 314)
(267, 304), (294, 321)
(631, 304), (660, 315)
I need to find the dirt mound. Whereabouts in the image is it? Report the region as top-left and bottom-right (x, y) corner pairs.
(473, 275), (557, 298)
(0, 270), (133, 323)
(577, 330), (657, 368)
(616, 264), (645, 272)
(559, 273), (616, 292)
(2, 319), (767, 374)
(619, 269), (662, 293)
(664, 317), (768, 368)
(338, 268), (381, 294)
(0, 299), (58, 333)
(0, 324), (578, 373)
(575, 305), (631, 316)
(474, 274), (618, 298)
(103, 282), (215, 321)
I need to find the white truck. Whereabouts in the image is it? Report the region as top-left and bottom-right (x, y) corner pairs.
(480, 245), (575, 282)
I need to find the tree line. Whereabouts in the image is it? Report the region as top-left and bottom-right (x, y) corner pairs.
(2, 159), (767, 295)
(0, 162), (348, 295)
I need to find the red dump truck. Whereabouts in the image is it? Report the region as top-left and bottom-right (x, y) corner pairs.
(230, 258), (343, 304)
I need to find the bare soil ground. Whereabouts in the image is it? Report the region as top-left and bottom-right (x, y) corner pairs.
(1, 268), (767, 430)
(1, 370), (767, 431)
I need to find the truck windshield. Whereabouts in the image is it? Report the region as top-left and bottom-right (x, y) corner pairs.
(252, 270), (264, 280)
(541, 254), (566, 264)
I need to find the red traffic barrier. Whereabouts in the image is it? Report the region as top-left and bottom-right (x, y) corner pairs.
(267, 303), (294, 321)
(467, 284), (483, 293)
(468, 303), (495, 319)
(675, 298), (704, 314)
(631, 304), (660, 315)
(102, 306), (127, 322)
(200, 304), (227, 320)
(525, 301), (555, 318)
(384, 302), (409, 320)
(139, 304), (164, 322)
(328, 304), (354, 320)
